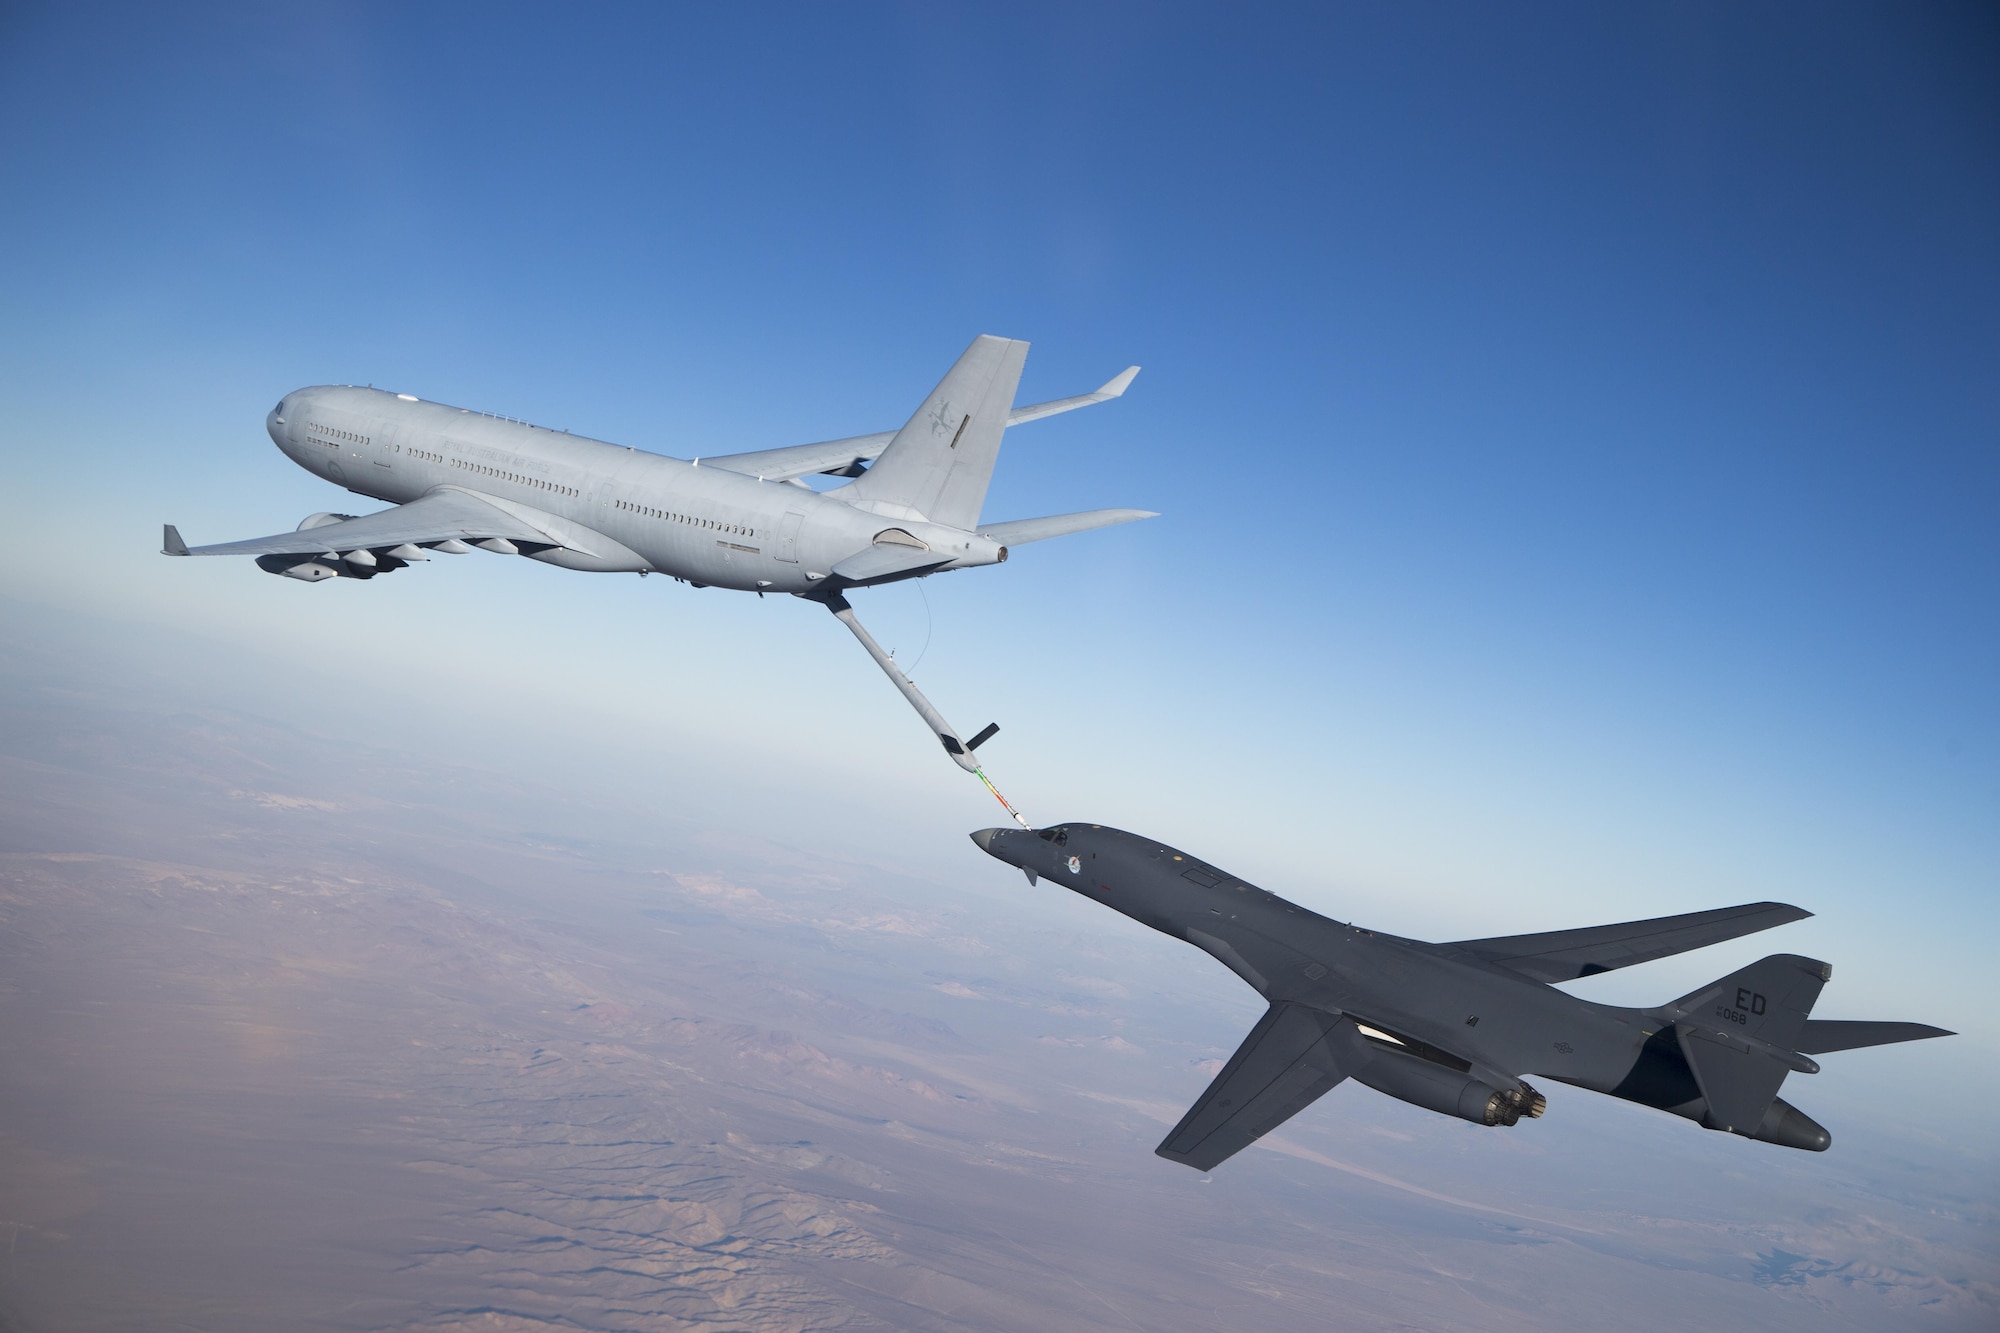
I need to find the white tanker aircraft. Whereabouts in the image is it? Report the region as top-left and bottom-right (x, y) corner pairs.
(165, 336), (1150, 818)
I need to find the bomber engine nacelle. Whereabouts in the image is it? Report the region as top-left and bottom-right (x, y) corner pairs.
(1353, 1044), (1546, 1127)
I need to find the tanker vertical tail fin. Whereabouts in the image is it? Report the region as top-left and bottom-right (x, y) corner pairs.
(836, 335), (1028, 530)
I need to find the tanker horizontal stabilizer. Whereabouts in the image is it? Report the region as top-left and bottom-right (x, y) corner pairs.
(978, 508), (1158, 547)
(827, 543), (954, 586)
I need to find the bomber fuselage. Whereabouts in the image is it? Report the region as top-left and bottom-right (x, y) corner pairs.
(977, 822), (1665, 1099)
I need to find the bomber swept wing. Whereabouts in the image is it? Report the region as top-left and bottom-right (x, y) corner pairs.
(1155, 1003), (1370, 1172)
(701, 366), (1142, 484)
(1448, 901), (1812, 983)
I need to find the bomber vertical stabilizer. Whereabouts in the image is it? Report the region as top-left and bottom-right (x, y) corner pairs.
(1671, 953), (1829, 1134)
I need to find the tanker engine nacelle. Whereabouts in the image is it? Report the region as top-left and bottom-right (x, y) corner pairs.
(254, 513), (425, 581)
(1352, 1042), (1547, 1127)
(255, 554), (340, 581)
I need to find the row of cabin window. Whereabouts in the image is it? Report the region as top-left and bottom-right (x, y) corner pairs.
(616, 499), (752, 537)
(447, 457), (576, 496)
(310, 423), (367, 445)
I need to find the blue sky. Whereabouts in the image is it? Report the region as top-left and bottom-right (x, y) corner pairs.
(1, 4), (1995, 1103)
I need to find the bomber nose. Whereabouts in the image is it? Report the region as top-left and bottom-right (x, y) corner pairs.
(970, 828), (1004, 855)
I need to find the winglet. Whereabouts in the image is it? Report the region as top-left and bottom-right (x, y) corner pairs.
(1096, 365), (1140, 398)
(1005, 364), (1143, 427)
(162, 524), (189, 557)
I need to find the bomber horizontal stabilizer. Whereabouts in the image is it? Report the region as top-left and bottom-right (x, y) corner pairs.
(1796, 1020), (1955, 1054)
(1449, 901), (1812, 984)
(1156, 1003), (1368, 1172)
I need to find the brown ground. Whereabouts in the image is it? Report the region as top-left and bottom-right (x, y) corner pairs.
(0, 631), (1992, 1332)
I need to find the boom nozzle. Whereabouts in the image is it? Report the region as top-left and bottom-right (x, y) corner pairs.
(826, 597), (1032, 828)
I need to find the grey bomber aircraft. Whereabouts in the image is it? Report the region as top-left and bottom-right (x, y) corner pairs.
(164, 336), (1150, 805)
(971, 822), (1952, 1170)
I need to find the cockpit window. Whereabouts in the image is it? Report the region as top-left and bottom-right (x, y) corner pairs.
(1036, 827), (1068, 846)
(274, 400), (287, 415)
